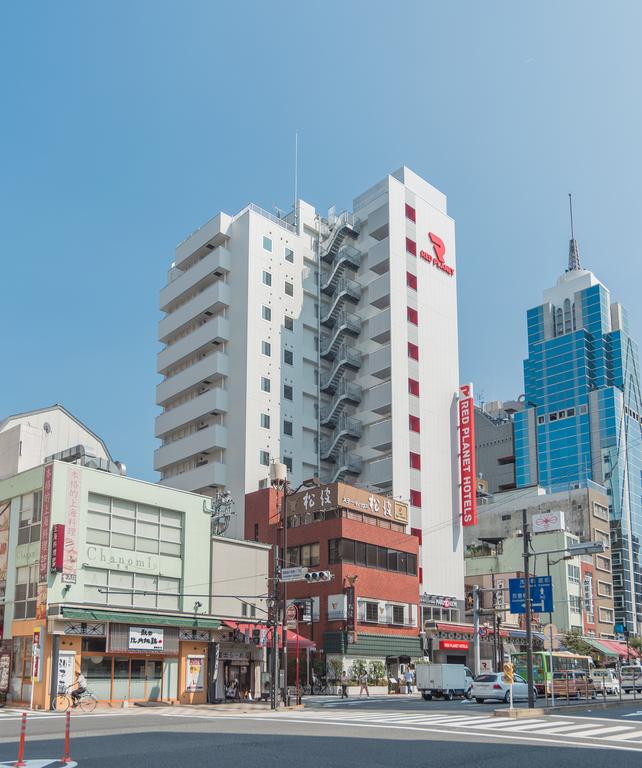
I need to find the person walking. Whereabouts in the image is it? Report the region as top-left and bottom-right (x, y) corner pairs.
(359, 671), (370, 697)
(340, 671), (349, 699)
(404, 667), (414, 695)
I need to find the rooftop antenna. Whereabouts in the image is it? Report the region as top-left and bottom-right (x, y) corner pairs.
(293, 131), (299, 230)
(567, 193), (581, 271)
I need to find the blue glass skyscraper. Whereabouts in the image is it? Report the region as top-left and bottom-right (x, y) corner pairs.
(514, 235), (642, 633)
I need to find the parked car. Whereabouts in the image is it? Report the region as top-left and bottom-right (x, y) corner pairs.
(470, 672), (536, 704)
(590, 669), (620, 695)
(621, 665), (642, 694)
(552, 670), (595, 699)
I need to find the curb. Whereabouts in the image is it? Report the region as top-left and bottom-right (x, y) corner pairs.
(494, 699), (631, 717)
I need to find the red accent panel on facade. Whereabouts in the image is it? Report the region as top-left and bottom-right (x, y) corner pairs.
(418, 566), (423, 584)
(408, 342), (419, 361)
(406, 237), (417, 256)
(411, 527), (422, 544)
(406, 271), (417, 290)
(409, 452), (421, 470)
(408, 378), (420, 397)
(405, 203), (416, 222)
(409, 415), (420, 433)
(407, 307), (419, 325)
(410, 490), (422, 508)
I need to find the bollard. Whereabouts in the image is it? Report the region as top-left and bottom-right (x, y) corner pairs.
(60, 710), (72, 764)
(15, 712), (27, 768)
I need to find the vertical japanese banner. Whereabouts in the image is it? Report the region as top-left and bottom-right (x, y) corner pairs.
(62, 466), (81, 584)
(36, 464), (54, 620)
(345, 586), (357, 643)
(458, 383), (477, 526)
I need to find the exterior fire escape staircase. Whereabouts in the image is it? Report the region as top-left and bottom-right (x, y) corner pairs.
(320, 415), (362, 462)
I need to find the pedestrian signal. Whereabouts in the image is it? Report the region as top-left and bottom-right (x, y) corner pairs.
(503, 662), (514, 684)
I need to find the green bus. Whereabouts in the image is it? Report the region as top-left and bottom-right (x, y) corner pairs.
(511, 651), (593, 695)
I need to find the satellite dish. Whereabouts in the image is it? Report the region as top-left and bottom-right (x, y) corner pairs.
(542, 623), (560, 651)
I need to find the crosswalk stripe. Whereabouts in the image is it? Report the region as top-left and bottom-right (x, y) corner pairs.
(564, 726), (636, 738)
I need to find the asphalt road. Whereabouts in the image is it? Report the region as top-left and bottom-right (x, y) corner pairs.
(0, 696), (641, 767)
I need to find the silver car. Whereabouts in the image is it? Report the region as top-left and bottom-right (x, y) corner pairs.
(470, 672), (537, 704)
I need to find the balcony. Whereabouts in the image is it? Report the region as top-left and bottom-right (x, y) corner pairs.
(160, 247), (232, 311)
(367, 238), (390, 275)
(159, 461), (227, 492)
(157, 316), (230, 374)
(331, 451), (363, 482)
(367, 309), (391, 345)
(175, 212), (232, 270)
(158, 281), (231, 343)
(155, 388), (229, 438)
(156, 351), (229, 406)
(365, 345), (391, 380)
(368, 273), (390, 309)
(366, 419), (392, 452)
(154, 424), (227, 471)
(363, 381), (392, 415)
(365, 457), (392, 489)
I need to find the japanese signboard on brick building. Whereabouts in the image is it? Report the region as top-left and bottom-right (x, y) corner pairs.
(286, 483), (408, 525)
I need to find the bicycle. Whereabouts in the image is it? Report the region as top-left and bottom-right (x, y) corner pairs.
(54, 685), (97, 713)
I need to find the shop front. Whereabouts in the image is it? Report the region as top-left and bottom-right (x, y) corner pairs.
(9, 608), (221, 708)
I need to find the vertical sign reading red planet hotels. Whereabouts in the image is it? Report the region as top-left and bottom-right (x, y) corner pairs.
(62, 466), (81, 584)
(458, 384), (477, 526)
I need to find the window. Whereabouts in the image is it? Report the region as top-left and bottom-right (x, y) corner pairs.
(285, 281), (294, 297)
(409, 452), (421, 470)
(260, 413), (270, 429)
(84, 567), (180, 610)
(392, 605), (405, 625)
(579, 404), (588, 415)
(283, 456), (292, 472)
(283, 420), (293, 436)
(284, 385), (293, 401)
(408, 378), (420, 397)
(284, 316), (294, 331)
(263, 236), (272, 252)
(261, 305), (272, 321)
(406, 237), (417, 256)
(408, 342), (419, 360)
(284, 349), (293, 365)
(407, 307), (418, 325)
(405, 203), (416, 222)
(14, 563), (37, 619)
(597, 580), (613, 597)
(259, 450), (270, 466)
(538, 416), (545, 424)
(284, 247), (294, 263)
(567, 564), (580, 584)
(261, 340), (271, 357)
(409, 415), (420, 433)
(253, 523), (259, 542)
(18, 491), (42, 545)
(599, 607), (614, 623)
(329, 538), (416, 575)
(365, 602), (379, 622)
(262, 270), (272, 286)
(593, 529), (611, 546)
(596, 555), (611, 572)
(406, 271), (417, 290)
(86, 495), (183, 557)
(288, 543), (320, 567)
(261, 376), (271, 393)
(569, 595), (582, 613)
(410, 489), (422, 508)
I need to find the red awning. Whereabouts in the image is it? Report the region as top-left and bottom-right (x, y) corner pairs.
(597, 638), (639, 659)
(222, 621), (316, 650)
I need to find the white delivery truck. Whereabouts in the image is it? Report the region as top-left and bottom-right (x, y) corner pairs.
(415, 663), (474, 701)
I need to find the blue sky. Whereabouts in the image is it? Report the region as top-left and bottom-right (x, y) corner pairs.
(2, 1), (642, 481)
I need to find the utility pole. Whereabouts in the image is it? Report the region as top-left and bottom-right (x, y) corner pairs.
(522, 509), (536, 709)
(473, 584), (480, 676)
(491, 572), (498, 672)
(270, 544), (280, 710)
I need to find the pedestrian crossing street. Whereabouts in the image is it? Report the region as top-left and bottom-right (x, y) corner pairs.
(225, 708), (642, 750)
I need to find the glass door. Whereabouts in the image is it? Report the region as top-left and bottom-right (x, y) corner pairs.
(146, 660), (162, 700)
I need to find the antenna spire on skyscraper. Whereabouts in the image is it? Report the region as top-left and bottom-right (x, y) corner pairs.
(567, 192), (581, 271)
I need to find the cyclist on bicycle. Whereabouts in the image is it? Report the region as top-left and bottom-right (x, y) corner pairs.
(70, 672), (87, 707)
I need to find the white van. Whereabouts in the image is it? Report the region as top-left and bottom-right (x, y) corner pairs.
(590, 669), (620, 695)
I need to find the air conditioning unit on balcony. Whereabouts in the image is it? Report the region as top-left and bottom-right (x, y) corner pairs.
(198, 385), (209, 394)
(196, 456), (208, 466)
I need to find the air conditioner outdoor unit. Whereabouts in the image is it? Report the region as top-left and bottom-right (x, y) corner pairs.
(197, 421), (208, 430)
(196, 457), (207, 466)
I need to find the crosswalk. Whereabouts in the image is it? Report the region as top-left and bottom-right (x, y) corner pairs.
(172, 707), (642, 750)
(0, 708), (143, 720)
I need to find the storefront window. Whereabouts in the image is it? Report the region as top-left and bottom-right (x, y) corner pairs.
(82, 656), (113, 700)
(84, 567), (180, 611)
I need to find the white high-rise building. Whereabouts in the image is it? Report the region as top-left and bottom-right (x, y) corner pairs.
(155, 167), (463, 599)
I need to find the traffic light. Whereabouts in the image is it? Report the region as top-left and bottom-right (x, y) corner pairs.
(305, 571), (333, 582)
(503, 662), (514, 684)
(252, 629), (261, 646)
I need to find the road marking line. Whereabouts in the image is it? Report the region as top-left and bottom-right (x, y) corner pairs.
(611, 731), (642, 741)
(560, 725), (635, 738)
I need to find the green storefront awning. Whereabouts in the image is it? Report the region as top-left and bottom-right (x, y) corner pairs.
(61, 607), (221, 630)
(324, 631), (424, 658)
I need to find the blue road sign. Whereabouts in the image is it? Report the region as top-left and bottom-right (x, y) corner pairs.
(509, 576), (553, 614)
